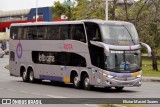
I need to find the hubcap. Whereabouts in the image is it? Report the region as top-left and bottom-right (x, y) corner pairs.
(23, 71), (27, 80)
(29, 71), (34, 81)
(74, 76), (79, 86)
(84, 77), (89, 88)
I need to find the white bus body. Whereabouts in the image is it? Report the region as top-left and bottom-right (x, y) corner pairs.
(9, 20), (151, 90)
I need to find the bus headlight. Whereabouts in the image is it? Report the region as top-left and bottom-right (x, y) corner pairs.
(137, 75), (141, 78)
(102, 72), (107, 76)
(107, 75), (113, 78)
(99, 71), (108, 76)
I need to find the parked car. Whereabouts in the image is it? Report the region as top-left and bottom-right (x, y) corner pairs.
(0, 48), (5, 58)
(4, 48), (9, 55)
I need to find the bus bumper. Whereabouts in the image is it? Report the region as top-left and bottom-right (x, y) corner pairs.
(103, 77), (142, 87)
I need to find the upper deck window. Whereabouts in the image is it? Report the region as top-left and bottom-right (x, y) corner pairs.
(100, 23), (139, 45)
(10, 24), (86, 43)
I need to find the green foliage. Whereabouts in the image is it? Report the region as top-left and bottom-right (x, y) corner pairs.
(50, 1), (67, 19)
(101, 104), (146, 107)
(142, 57), (160, 77)
(72, 0), (105, 20)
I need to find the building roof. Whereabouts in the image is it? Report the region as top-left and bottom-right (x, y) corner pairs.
(0, 9), (30, 18)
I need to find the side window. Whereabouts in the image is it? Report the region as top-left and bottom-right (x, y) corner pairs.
(47, 26), (61, 40)
(27, 26), (37, 40)
(23, 27), (28, 40)
(10, 26), (18, 39)
(18, 27), (28, 40)
(21, 27), (27, 40)
(60, 25), (71, 40)
(32, 51), (86, 67)
(68, 53), (86, 67)
(71, 24), (86, 43)
(37, 26), (47, 40)
(85, 23), (101, 41)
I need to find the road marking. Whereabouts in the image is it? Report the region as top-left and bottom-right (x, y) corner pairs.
(85, 104), (98, 107)
(30, 92), (41, 96)
(7, 89), (16, 92)
(19, 90), (30, 94)
(46, 94), (70, 98)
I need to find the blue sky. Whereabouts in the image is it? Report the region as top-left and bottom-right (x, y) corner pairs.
(0, 0), (63, 11)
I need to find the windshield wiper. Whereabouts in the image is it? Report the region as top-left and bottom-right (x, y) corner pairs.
(123, 25), (135, 45)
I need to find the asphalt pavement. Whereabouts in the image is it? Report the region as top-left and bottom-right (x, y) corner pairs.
(0, 55), (160, 107)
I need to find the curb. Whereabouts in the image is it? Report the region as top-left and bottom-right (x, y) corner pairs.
(112, 104), (126, 107)
(142, 77), (160, 82)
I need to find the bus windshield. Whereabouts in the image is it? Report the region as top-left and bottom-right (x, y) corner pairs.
(104, 50), (141, 72)
(100, 24), (139, 45)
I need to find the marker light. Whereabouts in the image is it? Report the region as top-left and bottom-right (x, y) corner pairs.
(108, 75), (113, 78)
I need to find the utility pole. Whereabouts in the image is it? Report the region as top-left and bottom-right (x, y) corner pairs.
(36, 0), (38, 22)
(106, 0), (108, 20)
(68, 0), (71, 21)
(63, 0), (72, 20)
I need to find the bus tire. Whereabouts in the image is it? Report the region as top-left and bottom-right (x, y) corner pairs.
(72, 74), (81, 89)
(22, 68), (28, 82)
(115, 87), (124, 91)
(82, 74), (92, 90)
(28, 69), (35, 83)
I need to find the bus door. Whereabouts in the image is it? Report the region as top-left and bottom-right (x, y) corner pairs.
(84, 22), (104, 86)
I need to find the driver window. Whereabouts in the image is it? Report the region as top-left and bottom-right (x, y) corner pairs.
(85, 23), (101, 41)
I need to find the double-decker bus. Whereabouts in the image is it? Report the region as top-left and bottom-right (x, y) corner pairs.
(9, 20), (151, 90)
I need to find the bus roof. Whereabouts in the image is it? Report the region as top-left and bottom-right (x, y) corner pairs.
(10, 21), (83, 27)
(82, 19), (132, 25)
(10, 20), (133, 27)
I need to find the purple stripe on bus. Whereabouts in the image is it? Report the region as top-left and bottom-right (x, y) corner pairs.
(40, 75), (63, 82)
(109, 72), (132, 78)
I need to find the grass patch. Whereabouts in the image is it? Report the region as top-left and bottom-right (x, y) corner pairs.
(119, 104), (146, 107)
(142, 57), (160, 77)
(101, 104), (146, 107)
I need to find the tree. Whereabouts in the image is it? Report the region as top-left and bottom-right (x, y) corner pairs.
(108, 0), (118, 20)
(119, 0), (160, 71)
(50, 1), (67, 20)
(72, 0), (105, 20)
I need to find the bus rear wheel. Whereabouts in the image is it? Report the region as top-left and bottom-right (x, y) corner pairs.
(29, 69), (35, 83)
(22, 69), (28, 82)
(82, 74), (92, 90)
(73, 74), (81, 89)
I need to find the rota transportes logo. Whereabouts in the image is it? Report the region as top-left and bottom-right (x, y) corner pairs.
(16, 40), (23, 59)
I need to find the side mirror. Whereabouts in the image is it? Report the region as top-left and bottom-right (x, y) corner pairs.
(90, 41), (110, 56)
(140, 42), (152, 56)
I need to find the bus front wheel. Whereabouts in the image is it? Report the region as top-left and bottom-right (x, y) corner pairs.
(82, 74), (92, 90)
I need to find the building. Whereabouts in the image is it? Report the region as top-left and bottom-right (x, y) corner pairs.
(0, 7), (53, 33)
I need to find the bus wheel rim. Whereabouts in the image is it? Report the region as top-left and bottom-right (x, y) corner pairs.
(74, 76), (79, 86)
(29, 71), (34, 81)
(23, 71), (27, 80)
(84, 78), (89, 88)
